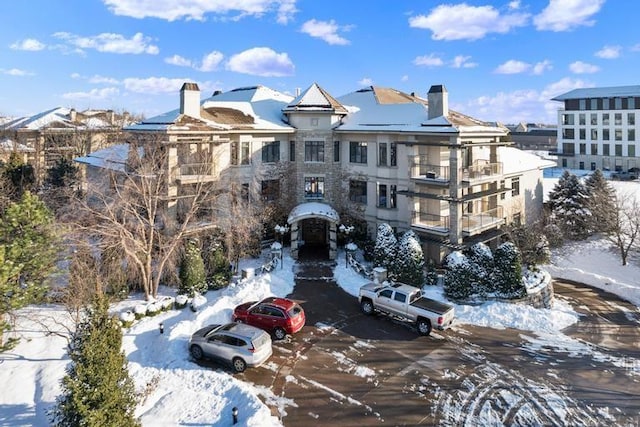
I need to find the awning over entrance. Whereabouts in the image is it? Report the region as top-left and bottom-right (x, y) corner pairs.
(287, 202), (340, 224)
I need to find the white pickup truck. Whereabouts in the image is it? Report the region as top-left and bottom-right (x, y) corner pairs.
(358, 282), (455, 335)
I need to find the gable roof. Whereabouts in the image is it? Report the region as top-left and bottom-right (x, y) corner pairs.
(1, 107), (120, 131)
(283, 83), (348, 114)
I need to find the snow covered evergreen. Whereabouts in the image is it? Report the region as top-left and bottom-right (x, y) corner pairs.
(394, 230), (425, 287)
(372, 223), (398, 276)
(583, 169), (617, 234)
(547, 170), (591, 240)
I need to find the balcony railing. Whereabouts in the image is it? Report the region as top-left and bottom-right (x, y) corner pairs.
(462, 162), (502, 181)
(409, 156), (450, 181)
(462, 206), (504, 236)
(411, 211), (449, 232)
(177, 163), (217, 183)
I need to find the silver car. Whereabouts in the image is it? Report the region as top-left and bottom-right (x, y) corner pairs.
(189, 322), (272, 373)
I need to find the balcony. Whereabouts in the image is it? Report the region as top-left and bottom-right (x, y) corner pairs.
(409, 156), (449, 182)
(411, 212), (449, 234)
(462, 162), (502, 183)
(176, 163), (218, 184)
(462, 206), (504, 236)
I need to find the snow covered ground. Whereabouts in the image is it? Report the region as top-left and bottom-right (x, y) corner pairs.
(1, 177), (640, 426)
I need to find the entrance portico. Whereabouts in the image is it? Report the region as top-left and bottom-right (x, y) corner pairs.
(287, 202), (339, 260)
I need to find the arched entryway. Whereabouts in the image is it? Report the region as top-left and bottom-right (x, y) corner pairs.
(287, 202), (339, 261)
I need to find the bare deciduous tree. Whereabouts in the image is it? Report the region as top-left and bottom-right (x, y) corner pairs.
(607, 191), (640, 266)
(64, 136), (223, 300)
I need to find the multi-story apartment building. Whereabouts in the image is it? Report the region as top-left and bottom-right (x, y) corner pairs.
(552, 86), (640, 172)
(1, 107), (131, 184)
(104, 82), (551, 264)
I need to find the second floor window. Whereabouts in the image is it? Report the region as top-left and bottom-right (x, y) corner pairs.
(305, 141), (324, 162)
(378, 143), (388, 166)
(511, 177), (520, 197)
(304, 177), (324, 199)
(261, 179), (280, 201)
(262, 141), (280, 163)
(390, 143), (397, 166)
(350, 141), (367, 164)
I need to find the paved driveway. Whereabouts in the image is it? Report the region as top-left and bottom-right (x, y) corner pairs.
(242, 264), (640, 426)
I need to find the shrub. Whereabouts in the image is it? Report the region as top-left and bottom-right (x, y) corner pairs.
(179, 239), (207, 297)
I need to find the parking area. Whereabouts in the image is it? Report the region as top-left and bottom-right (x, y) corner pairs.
(237, 267), (640, 426)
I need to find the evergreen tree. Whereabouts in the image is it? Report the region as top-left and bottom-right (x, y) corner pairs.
(372, 223), (397, 275)
(493, 242), (526, 298)
(201, 233), (231, 290)
(46, 157), (79, 188)
(583, 169), (617, 234)
(443, 251), (474, 300)
(51, 295), (140, 427)
(547, 170), (591, 240)
(394, 230), (425, 287)
(465, 243), (494, 295)
(178, 239), (207, 296)
(0, 191), (60, 286)
(0, 191), (60, 348)
(2, 152), (36, 201)
(425, 258), (439, 286)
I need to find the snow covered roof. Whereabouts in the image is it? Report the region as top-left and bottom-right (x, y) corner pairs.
(75, 143), (129, 172)
(552, 85), (640, 101)
(128, 85), (294, 132)
(336, 87), (504, 134)
(0, 138), (35, 152)
(287, 202), (339, 224)
(1, 107), (120, 131)
(499, 147), (556, 175)
(283, 83), (348, 114)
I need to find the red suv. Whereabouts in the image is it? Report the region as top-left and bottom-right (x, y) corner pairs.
(232, 297), (306, 340)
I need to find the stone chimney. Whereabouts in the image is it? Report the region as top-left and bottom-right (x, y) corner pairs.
(180, 82), (201, 118)
(427, 84), (448, 119)
(69, 108), (77, 122)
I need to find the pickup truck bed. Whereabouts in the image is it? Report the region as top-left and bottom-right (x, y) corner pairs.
(411, 298), (452, 316)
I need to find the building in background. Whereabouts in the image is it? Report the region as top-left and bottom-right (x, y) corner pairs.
(81, 82), (552, 265)
(551, 86), (640, 172)
(1, 107), (133, 184)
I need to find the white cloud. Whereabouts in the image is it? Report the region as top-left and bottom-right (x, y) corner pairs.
(494, 59), (530, 74)
(631, 44), (640, 52)
(401, 75), (409, 82)
(595, 45), (621, 59)
(300, 19), (350, 45)
(198, 51), (224, 72)
(409, 4), (528, 41)
(53, 32), (159, 55)
(358, 77), (373, 86)
(62, 87), (120, 100)
(10, 38), (46, 51)
(1, 68), (34, 76)
(451, 55), (477, 68)
(226, 47), (294, 77)
(569, 61), (600, 74)
(89, 75), (120, 84)
(122, 77), (190, 94)
(413, 53), (444, 67)
(534, 0), (605, 31)
(103, 0), (297, 23)
(462, 77), (592, 123)
(165, 54), (193, 67)
(508, 0), (521, 9)
(532, 60), (553, 75)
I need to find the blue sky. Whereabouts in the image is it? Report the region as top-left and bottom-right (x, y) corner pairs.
(1, 0), (637, 124)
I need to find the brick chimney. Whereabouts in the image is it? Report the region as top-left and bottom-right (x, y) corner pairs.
(427, 85), (448, 119)
(180, 82), (201, 119)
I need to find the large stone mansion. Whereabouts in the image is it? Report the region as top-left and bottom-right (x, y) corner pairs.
(78, 82), (552, 264)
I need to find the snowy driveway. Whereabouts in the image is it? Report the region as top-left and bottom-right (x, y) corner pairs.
(238, 270), (640, 426)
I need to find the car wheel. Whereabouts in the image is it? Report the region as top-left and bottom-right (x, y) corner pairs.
(417, 319), (432, 336)
(232, 357), (247, 373)
(235, 318), (244, 323)
(274, 327), (287, 341)
(360, 300), (374, 315)
(190, 345), (204, 360)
